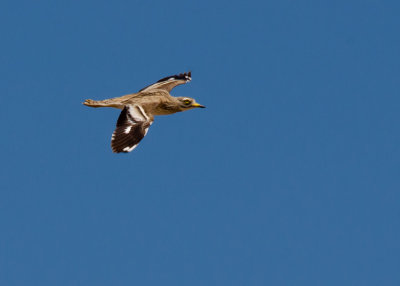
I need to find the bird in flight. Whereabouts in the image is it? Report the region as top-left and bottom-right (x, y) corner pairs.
(83, 72), (205, 153)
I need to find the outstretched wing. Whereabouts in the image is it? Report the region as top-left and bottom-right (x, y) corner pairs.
(139, 71), (191, 92)
(111, 105), (153, 153)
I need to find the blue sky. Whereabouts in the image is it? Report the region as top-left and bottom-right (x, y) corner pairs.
(1, 0), (399, 285)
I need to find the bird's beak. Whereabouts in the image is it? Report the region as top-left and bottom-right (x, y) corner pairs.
(192, 103), (206, 108)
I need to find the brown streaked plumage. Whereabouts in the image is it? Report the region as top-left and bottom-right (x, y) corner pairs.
(83, 72), (205, 153)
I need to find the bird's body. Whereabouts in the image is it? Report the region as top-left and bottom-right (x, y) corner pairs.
(83, 72), (204, 153)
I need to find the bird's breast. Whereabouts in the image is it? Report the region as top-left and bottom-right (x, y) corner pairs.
(151, 104), (180, 116)
(139, 94), (182, 116)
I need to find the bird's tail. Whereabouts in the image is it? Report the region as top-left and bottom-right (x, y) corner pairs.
(82, 99), (122, 108)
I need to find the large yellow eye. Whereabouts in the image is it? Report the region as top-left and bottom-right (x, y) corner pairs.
(183, 99), (191, 105)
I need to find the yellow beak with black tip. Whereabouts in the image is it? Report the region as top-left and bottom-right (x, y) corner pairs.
(192, 103), (206, 108)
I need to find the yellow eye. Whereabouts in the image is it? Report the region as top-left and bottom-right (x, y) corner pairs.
(183, 99), (191, 105)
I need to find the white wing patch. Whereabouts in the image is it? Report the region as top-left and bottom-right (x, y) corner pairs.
(123, 145), (137, 152)
(111, 105), (153, 153)
(124, 126), (132, 134)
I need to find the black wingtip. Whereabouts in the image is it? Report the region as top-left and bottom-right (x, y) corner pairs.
(157, 71), (192, 83)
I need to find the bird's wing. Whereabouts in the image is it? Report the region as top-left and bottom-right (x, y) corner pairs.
(111, 105), (153, 153)
(139, 72), (191, 93)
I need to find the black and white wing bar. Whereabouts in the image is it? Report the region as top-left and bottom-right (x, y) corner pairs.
(111, 105), (153, 153)
(139, 71), (191, 92)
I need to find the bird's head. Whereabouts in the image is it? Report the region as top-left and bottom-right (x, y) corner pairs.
(177, 97), (205, 110)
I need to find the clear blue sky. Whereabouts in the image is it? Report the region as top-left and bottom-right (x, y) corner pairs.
(1, 0), (399, 285)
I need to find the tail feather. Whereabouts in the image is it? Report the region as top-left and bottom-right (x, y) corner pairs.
(83, 99), (122, 108)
